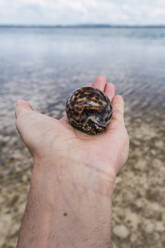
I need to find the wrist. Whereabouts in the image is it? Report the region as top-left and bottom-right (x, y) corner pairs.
(32, 156), (115, 199)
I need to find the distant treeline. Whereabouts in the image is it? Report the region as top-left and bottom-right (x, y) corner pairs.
(0, 24), (165, 28)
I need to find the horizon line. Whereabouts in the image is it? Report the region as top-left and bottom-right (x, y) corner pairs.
(0, 23), (165, 28)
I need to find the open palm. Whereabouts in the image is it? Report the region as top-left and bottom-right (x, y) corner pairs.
(15, 76), (129, 181)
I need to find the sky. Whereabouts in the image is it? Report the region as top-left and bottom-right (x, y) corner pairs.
(0, 0), (165, 25)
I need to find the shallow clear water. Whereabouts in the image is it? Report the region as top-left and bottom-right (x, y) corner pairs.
(0, 27), (165, 248)
(0, 27), (165, 117)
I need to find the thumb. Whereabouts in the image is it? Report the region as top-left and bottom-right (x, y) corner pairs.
(108, 95), (125, 129)
(15, 100), (33, 119)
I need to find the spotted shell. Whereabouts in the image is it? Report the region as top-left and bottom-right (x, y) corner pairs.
(66, 87), (112, 135)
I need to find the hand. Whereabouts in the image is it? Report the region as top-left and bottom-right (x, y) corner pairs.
(15, 76), (129, 183)
(15, 76), (129, 248)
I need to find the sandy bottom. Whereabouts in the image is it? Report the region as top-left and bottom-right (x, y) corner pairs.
(0, 75), (164, 248)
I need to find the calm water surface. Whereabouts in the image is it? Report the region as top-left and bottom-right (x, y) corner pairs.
(0, 27), (165, 248)
(0, 27), (165, 119)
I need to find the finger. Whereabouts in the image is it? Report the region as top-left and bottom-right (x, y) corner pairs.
(15, 100), (33, 119)
(111, 95), (124, 124)
(104, 82), (115, 102)
(94, 75), (107, 91)
(87, 82), (93, 87)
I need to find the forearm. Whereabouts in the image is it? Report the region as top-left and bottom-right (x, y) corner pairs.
(17, 158), (114, 248)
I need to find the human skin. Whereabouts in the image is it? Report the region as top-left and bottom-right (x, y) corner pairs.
(15, 76), (129, 248)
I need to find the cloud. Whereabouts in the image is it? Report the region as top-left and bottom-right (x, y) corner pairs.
(0, 0), (165, 25)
